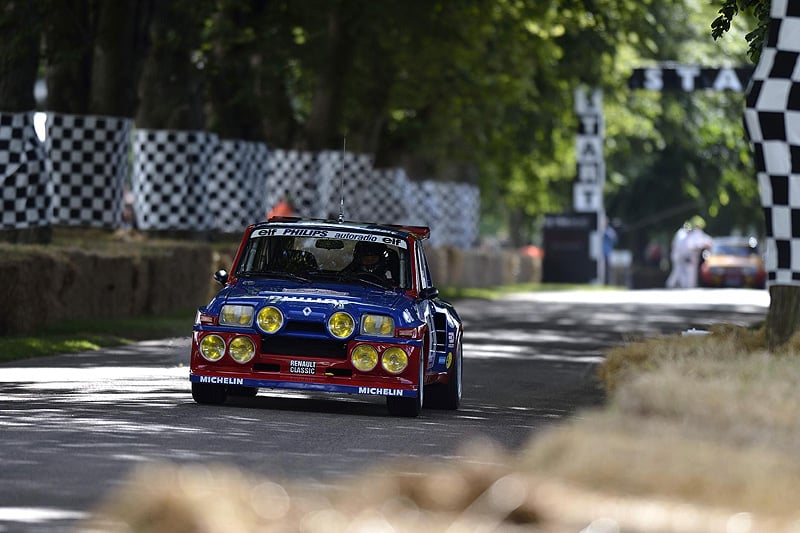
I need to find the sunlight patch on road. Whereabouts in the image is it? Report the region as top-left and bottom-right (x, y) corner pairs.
(464, 343), (604, 363)
(466, 330), (593, 344)
(0, 506), (86, 523)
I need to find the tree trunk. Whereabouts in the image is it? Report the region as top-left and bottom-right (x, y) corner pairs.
(90, 0), (152, 117)
(135, 0), (208, 130)
(765, 286), (800, 350)
(43, 0), (95, 114)
(303, 5), (350, 151)
(205, 3), (264, 141)
(0, 1), (41, 110)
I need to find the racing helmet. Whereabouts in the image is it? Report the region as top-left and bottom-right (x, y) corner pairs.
(354, 241), (387, 258)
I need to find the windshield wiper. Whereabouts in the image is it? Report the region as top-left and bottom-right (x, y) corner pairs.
(238, 270), (311, 283)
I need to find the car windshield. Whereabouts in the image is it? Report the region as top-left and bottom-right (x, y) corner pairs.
(236, 234), (412, 289)
(711, 240), (759, 257)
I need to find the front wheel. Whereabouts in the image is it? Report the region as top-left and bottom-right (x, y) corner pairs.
(386, 355), (424, 417)
(425, 335), (462, 410)
(227, 385), (258, 397)
(192, 382), (227, 405)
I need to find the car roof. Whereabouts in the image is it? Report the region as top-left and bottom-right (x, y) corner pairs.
(259, 216), (431, 240)
(712, 236), (758, 245)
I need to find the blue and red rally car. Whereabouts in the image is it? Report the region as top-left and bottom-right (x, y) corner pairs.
(190, 217), (463, 416)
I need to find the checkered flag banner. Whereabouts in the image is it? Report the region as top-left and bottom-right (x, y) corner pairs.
(743, 0), (800, 286)
(132, 129), (216, 231)
(2, 113), (481, 245)
(264, 149), (321, 218)
(317, 150), (375, 220)
(208, 140), (269, 233)
(0, 111), (49, 229)
(45, 113), (132, 228)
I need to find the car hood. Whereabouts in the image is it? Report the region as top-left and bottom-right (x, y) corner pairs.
(704, 256), (763, 268)
(207, 279), (416, 325)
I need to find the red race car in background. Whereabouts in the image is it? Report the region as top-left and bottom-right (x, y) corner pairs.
(699, 236), (766, 289)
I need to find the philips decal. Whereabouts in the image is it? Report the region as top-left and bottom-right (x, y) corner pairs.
(283, 228), (329, 237)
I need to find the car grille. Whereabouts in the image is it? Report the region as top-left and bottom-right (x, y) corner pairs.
(260, 335), (348, 359)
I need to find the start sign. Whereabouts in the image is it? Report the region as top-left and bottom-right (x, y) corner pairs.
(628, 66), (753, 92)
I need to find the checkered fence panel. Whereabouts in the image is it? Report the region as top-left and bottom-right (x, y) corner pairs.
(743, 0), (800, 286)
(449, 182), (480, 248)
(316, 150), (375, 221)
(45, 113), (131, 228)
(132, 129), (216, 231)
(264, 149), (321, 218)
(0, 112), (49, 229)
(364, 167), (411, 225)
(208, 140), (269, 233)
(2, 115), (481, 245)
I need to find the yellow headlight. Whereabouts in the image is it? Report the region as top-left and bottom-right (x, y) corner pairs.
(351, 344), (378, 372)
(381, 347), (408, 374)
(229, 336), (256, 363)
(361, 314), (395, 336)
(199, 334), (226, 362)
(257, 306), (283, 334)
(219, 305), (254, 326)
(328, 311), (355, 339)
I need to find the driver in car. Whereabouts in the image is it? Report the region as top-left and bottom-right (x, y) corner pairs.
(343, 241), (396, 285)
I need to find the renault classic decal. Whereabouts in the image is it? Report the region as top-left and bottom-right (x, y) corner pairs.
(290, 360), (316, 375)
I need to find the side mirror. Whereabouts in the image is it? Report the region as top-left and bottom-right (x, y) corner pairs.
(213, 269), (229, 286)
(419, 287), (439, 300)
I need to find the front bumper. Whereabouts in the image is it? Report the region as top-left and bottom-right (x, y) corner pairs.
(189, 371), (416, 397)
(189, 329), (423, 398)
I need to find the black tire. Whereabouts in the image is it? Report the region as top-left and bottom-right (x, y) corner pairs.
(191, 382), (227, 405)
(387, 354), (424, 417)
(227, 385), (258, 397)
(425, 334), (462, 410)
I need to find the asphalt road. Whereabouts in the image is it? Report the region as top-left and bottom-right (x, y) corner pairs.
(0, 288), (768, 532)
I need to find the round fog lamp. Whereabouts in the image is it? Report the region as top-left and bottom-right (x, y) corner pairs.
(382, 347), (408, 374)
(200, 334), (226, 362)
(257, 306), (283, 334)
(351, 344), (378, 372)
(229, 336), (256, 363)
(328, 311), (355, 339)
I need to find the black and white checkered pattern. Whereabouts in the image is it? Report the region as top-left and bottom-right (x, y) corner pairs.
(316, 150), (375, 220)
(264, 149), (320, 218)
(45, 113), (131, 227)
(743, 0), (800, 286)
(207, 140), (269, 233)
(132, 129), (215, 231)
(2, 114), (481, 245)
(0, 112), (49, 229)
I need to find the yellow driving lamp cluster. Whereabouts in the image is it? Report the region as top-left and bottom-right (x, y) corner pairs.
(199, 334), (256, 364)
(351, 345), (409, 374)
(218, 305), (396, 340)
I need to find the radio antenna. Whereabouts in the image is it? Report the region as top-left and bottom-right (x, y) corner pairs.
(337, 137), (346, 223)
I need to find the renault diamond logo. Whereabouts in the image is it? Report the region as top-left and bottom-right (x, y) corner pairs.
(303, 307), (312, 316)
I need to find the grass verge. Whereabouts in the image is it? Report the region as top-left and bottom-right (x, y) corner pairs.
(2, 284), (599, 363)
(0, 310), (195, 363)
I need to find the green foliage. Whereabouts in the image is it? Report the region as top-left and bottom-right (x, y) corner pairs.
(711, 0), (770, 62)
(1, 0), (770, 249)
(0, 311), (195, 363)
